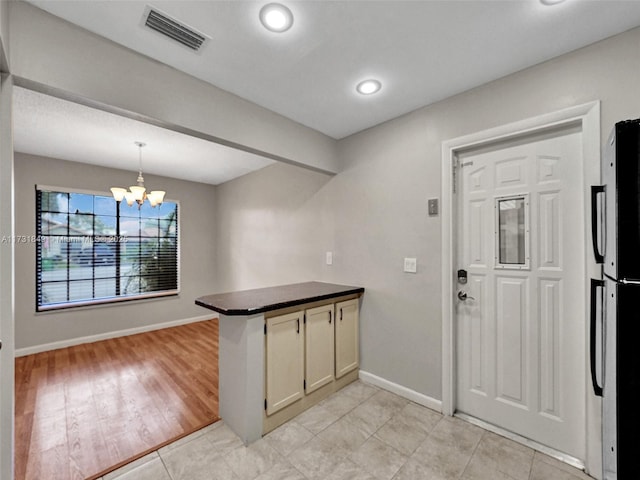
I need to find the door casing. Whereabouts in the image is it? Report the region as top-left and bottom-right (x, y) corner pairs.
(440, 101), (601, 478)
(0, 73), (15, 480)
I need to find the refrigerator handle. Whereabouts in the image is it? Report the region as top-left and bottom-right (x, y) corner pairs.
(590, 278), (604, 397)
(590, 185), (605, 264)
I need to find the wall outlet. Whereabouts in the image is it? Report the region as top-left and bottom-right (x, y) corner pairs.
(326, 251), (333, 265)
(404, 257), (417, 273)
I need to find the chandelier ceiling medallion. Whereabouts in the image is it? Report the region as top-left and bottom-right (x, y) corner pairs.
(110, 141), (166, 208)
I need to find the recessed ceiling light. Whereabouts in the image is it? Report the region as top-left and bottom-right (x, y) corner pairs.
(356, 79), (382, 95)
(259, 3), (294, 33)
(540, 0), (566, 5)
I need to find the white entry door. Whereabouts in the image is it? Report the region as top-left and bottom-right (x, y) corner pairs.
(456, 126), (585, 460)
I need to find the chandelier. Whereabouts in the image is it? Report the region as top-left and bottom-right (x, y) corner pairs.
(110, 141), (166, 208)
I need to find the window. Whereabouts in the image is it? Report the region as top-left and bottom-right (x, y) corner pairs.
(495, 194), (529, 270)
(36, 187), (179, 311)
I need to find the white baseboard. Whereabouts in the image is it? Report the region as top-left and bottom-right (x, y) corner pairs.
(15, 314), (217, 357)
(359, 370), (442, 413)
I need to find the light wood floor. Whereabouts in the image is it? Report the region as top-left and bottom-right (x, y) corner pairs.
(14, 319), (219, 480)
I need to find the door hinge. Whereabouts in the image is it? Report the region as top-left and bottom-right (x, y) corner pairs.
(452, 157), (458, 194)
(453, 158), (473, 194)
(264, 398), (267, 411)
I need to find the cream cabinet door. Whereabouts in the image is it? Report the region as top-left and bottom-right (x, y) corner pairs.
(305, 304), (335, 394)
(335, 299), (359, 378)
(265, 310), (304, 416)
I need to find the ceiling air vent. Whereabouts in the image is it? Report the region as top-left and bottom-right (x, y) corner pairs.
(143, 7), (208, 51)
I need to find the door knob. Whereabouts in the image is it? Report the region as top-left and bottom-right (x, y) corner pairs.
(457, 291), (475, 301)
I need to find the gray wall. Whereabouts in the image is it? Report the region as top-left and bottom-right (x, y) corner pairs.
(0, 0), (8, 71)
(214, 162), (334, 292)
(14, 153), (218, 349)
(214, 26), (640, 401)
(8, 1), (338, 174)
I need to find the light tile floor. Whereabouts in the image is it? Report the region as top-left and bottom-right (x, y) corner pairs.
(99, 381), (595, 480)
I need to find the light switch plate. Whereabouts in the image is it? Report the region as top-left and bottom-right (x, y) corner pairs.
(326, 251), (333, 265)
(404, 257), (417, 273)
(428, 198), (439, 216)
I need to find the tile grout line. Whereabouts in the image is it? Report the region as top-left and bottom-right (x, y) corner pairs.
(527, 449), (536, 480)
(158, 450), (175, 480)
(458, 428), (486, 479)
(282, 385), (382, 479)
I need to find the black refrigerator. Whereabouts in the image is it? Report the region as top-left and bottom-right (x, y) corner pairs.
(591, 119), (640, 480)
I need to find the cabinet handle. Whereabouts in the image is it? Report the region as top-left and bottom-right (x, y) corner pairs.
(297, 318), (300, 334)
(329, 311), (332, 324)
(340, 308), (343, 321)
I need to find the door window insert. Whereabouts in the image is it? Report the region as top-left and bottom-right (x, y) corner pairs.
(495, 194), (530, 270)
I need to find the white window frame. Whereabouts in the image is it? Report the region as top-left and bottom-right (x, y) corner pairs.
(494, 193), (530, 271)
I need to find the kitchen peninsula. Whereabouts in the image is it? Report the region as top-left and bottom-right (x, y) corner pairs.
(196, 281), (364, 444)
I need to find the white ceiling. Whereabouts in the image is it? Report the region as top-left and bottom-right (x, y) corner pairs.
(13, 87), (275, 185)
(14, 1), (640, 184)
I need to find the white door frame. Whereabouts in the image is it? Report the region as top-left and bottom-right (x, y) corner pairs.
(440, 101), (601, 477)
(0, 73), (15, 480)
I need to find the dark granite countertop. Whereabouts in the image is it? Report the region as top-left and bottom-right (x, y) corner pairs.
(195, 281), (364, 316)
